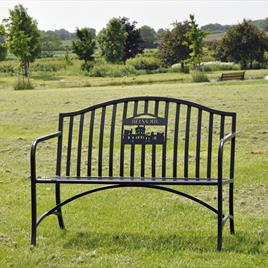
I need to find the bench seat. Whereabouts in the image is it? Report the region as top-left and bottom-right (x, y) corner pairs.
(37, 176), (233, 186)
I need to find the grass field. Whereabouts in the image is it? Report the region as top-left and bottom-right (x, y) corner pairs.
(0, 77), (268, 267)
(0, 68), (268, 90)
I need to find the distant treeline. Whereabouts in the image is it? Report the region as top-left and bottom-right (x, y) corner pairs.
(1, 4), (268, 85)
(201, 17), (268, 33)
(39, 17), (268, 43)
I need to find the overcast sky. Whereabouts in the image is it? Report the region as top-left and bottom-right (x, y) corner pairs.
(0, 1), (268, 32)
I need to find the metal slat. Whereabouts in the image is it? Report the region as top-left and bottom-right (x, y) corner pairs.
(56, 115), (64, 176)
(140, 100), (148, 177)
(130, 144), (135, 177)
(98, 107), (106, 177)
(184, 106), (191, 178)
(220, 115), (225, 139)
(196, 109), (202, 178)
(87, 110), (95, 176)
(162, 102), (169, 177)
(152, 100), (159, 177)
(120, 102), (128, 177)
(133, 100), (138, 116)
(66, 116), (73, 176)
(141, 143), (145, 177)
(151, 144), (156, 177)
(173, 104), (180, 177)
(154, 100), (159, 116)
(207, 113), (213, 178)
(130, 101), (138, 177)
(77, 114), (84, 176)
(109, 104), (117, 177)
(230, 114), (236, 179)
(144, 100), (149, 114)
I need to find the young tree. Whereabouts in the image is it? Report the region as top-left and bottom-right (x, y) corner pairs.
(220, 20), (268, 69)
(4, 4), (41, 77)
(97, 18), (127, 63)
(0, 24), (7, 61)
(185, 15), (207, 70)
(159, 21), (191, 66)
(120, 17), (144, 61)
(72, 27), (96, 70)
(139, 25), (157, 49)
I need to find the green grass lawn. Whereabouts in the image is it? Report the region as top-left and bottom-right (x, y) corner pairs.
(0, 78), (267, 267)
(0, 66), (268, 90)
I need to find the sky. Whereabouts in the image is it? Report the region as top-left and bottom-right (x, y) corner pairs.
(0, 1), (268, 32)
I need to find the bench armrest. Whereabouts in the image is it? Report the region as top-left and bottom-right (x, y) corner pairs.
(30, 131), (62, 181)
(217, 132), (236, 182)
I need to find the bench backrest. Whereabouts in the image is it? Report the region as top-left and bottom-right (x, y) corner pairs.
(56, 97), (236, 179)
(221, 72), (245, 80)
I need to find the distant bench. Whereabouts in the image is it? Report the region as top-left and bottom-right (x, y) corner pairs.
(30, 96), (236, 250)
(219, 71), (245, 81)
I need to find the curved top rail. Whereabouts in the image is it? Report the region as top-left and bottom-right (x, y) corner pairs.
(59, 96), (236, 117)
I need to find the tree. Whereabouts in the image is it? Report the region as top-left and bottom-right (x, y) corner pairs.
(120, 17), (144, 61)
(220, 20), (268, 69)
(97, 18), (127, 63)
(206, 39), (226, 62)
(159, 21), (191, 66)
(155, 28), (165, 47)
(52, 28), (76, 40)
(72, 27), (96, 70)
(40, 31), (62, 57)
(185, 15), (207, 70)
(139, 25), (157, 49)
(0, 24), (7, 61)
(4, 4), (40, 77)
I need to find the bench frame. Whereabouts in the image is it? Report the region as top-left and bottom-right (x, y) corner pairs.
(30, 96), (236, 251)
(219, 71), (245, 81)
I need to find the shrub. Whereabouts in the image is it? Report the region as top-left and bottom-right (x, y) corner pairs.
(14, 78), (34, 90)
(89, 63), (137, 77)
(172, 61), (240, 72)
(251, 60), (267, 69)
(191, 71), (209, 82)
(81, 61), (94, 72)
(171, 63), (190, 73)
(201, 61), (240, 71)
(30, 61), (65, 72)
(0, 63), (16, 74)
(126, 54), (161, 71)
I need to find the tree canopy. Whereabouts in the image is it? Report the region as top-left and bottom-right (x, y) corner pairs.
(120, 17), (144, 61)
(40, 31), (62, 57)
(220, 20), (268, 68)
(97, 18), (127, 63)
(185, 15), (207, 70)
(72, 27), (96, 70)
(158, 21), (191, 66)
(0, 24), (7, 61)
(139, 25), (157, 49)
(4, 4), (41, 77)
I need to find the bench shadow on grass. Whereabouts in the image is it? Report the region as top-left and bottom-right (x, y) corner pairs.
(62, 230), (264, 254)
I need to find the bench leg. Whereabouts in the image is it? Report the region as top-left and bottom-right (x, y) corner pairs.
(217, 184), (223, 251)
(31, 181), (37, 246)
(55, 183), (65, 229)
(229, 183), (235, 234)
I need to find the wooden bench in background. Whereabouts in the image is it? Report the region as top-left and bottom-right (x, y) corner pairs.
(30, 96), (237, 250)
(219, 71), (245, 81)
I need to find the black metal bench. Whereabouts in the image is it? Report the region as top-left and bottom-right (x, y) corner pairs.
(219, 71), (245, 81)
(30, 96), (236, 250)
